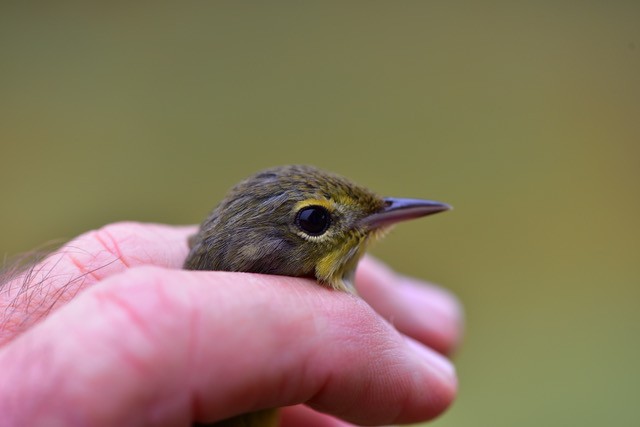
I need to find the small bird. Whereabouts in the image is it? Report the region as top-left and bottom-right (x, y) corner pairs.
(184, 165), (450, 426)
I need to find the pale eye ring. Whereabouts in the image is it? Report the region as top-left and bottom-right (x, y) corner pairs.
(295, 206), (331, 236)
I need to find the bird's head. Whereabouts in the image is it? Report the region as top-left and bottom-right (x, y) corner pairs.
(185, 165), (449, 292)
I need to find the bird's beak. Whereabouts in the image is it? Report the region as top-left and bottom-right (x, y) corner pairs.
(361, 197), (451, 229)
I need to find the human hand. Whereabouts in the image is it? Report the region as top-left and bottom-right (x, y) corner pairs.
(0, 222), (462, 426)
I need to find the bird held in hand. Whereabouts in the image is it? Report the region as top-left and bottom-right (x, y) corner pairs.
(184, 164), (450, 426)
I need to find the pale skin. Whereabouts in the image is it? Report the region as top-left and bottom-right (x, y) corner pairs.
(0, 222), (463, 426)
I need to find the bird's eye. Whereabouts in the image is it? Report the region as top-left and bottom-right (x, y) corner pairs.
(296, 206), (331, 236)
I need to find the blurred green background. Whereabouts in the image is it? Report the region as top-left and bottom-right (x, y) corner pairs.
(1, 2), (639, 426)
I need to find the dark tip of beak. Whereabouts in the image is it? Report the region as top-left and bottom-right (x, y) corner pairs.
(362, 197), (451, 228)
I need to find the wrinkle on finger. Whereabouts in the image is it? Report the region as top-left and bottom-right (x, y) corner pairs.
(280, 405), (357, 427)
(0, 222), (196, 346)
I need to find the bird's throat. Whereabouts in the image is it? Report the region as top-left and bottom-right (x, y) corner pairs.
(315, 236), (372, 293)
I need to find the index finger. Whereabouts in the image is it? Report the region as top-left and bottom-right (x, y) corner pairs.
(0, 267), (457, 426)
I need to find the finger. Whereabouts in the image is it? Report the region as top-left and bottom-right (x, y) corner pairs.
(355, 256), (464, 356)
(0, 267), (457, 426)
(0, 222), (196, 345)
(280, 405), (357, 427)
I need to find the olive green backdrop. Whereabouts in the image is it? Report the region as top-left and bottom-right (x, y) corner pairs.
(1, 2), (639, 426)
